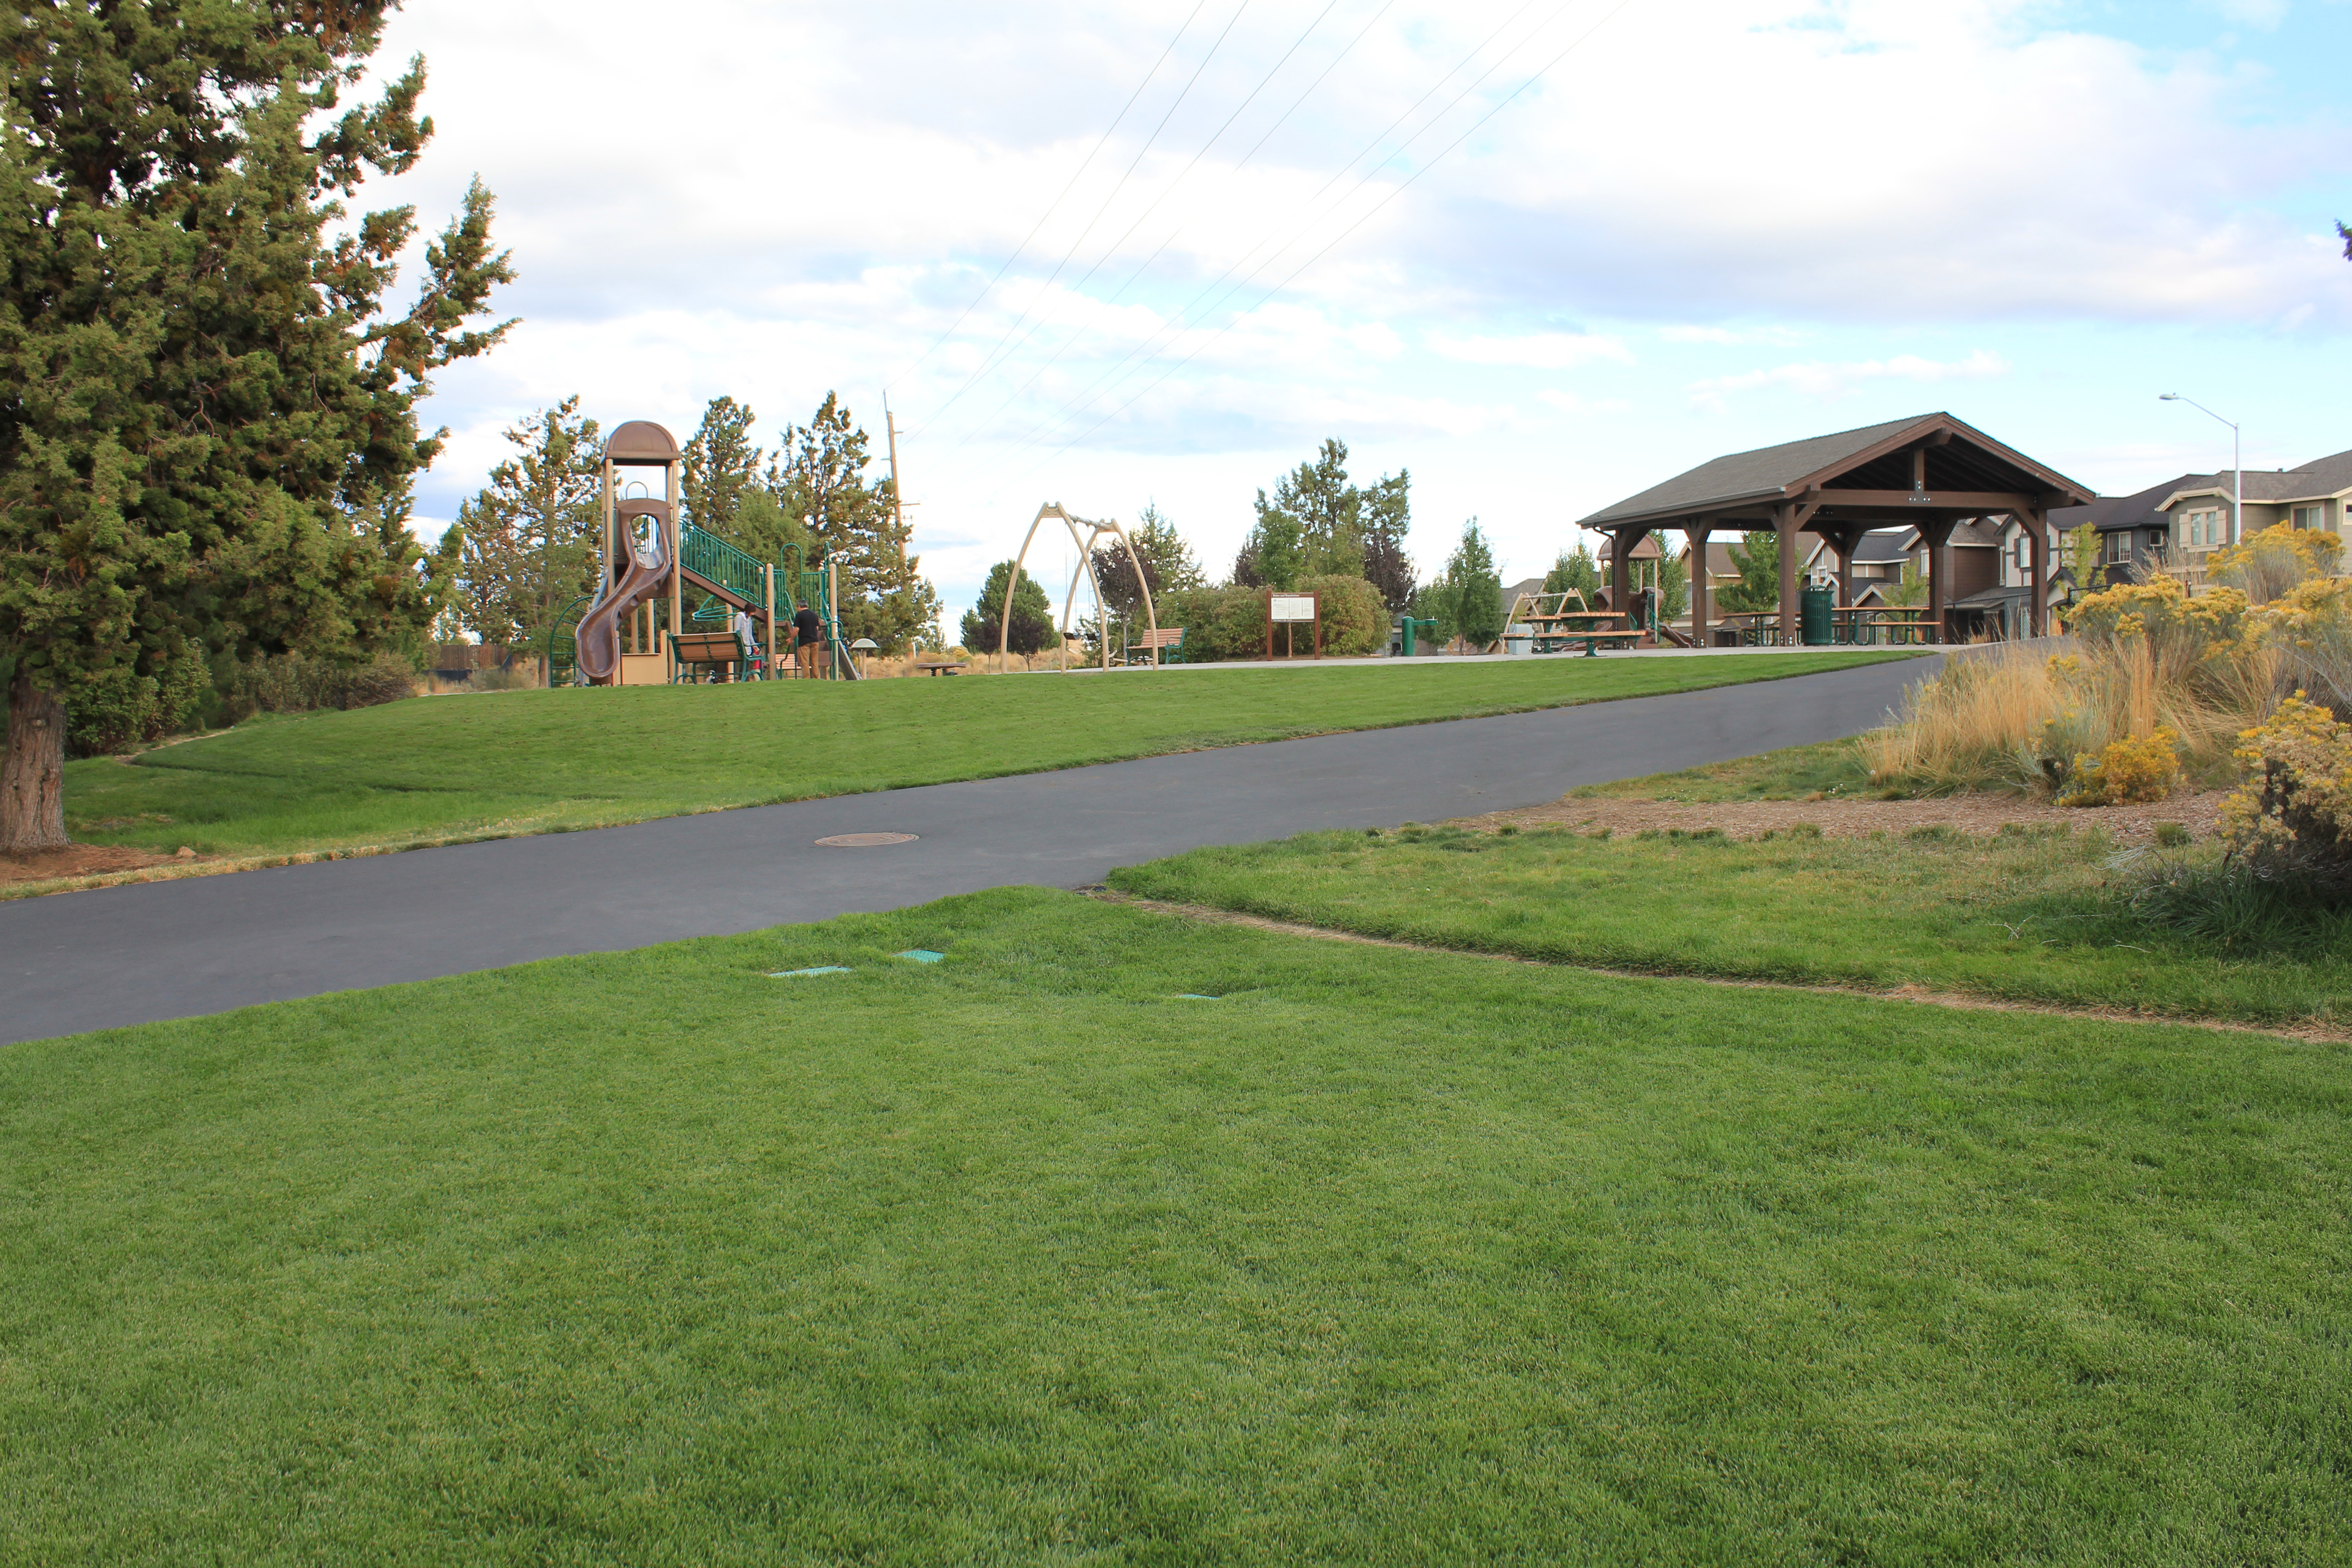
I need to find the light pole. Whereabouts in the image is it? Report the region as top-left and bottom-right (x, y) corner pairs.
(2160, 393), (2242, 547)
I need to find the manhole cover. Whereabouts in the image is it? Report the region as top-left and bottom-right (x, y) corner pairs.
(813, 832), (919, 848)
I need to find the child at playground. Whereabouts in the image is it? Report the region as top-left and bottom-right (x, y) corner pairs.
(793, 602), (822, 677)
(730, 607), (760, 679)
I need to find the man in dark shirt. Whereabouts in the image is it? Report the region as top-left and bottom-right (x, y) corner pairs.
(793, 604), (822, 678)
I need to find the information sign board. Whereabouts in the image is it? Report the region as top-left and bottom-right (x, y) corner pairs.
(1269, 593), (1317, 622)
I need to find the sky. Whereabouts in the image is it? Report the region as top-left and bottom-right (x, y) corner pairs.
(352, 0), (2352, 627)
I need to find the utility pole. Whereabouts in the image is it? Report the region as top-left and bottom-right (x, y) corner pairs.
(884, 396), (908, 566)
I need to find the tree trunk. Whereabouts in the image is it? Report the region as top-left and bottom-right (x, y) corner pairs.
(2, 673), (70, 854)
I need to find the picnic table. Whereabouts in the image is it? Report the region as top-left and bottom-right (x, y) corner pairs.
(1524, 609), (1643, 657)
(913, 659), (967, 676)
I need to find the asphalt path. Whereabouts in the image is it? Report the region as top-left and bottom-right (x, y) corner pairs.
(2, 653), (1939, 1044)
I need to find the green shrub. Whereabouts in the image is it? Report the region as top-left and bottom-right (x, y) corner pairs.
(66, 651), (211, 757)
(1156, 576), (1389, 662)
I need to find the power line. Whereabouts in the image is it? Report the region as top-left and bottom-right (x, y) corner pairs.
(989, 0), (1644, 501)
(882, 0), (1212, 395)
(974, 0), (1561, 471)
(939, 0), (1400, 457)
(917, 0), (1257, 431)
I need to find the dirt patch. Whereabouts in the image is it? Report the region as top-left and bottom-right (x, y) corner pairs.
(1456, 788), (2226, 844)
(0, 843), (198, 887)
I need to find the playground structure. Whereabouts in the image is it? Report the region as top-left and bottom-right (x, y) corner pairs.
(558, 419), (862, 686)
(999, 504), (1161, 669)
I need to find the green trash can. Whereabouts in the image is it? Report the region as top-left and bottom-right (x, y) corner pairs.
(1800, 583), (1834, 646)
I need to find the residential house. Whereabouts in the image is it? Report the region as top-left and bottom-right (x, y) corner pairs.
(2052, 448), (2352, 591)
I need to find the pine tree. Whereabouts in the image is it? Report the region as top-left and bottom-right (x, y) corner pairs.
(683, 396), (760, 538)
(960, 561), (1056, 659)
(453, 398), (601, 648)
(0, 4), (513, 851)
(1360, 471), (1415, 612)
(773, 393), (941, 654)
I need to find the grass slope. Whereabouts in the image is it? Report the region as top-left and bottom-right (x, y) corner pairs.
(4, 889), (2347, 1564)
(58, 651), (1914, 862)
(1108, 823), (2352, 1029)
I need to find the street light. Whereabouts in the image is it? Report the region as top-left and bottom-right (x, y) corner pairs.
(2160, 393), (2242, 548)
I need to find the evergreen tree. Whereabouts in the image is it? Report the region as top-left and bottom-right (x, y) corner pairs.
(772, 393), (941, 654)
(1446, 520), (1505, 650)
(960, 561), (1056, 659)
(453, 398), (601, 648)
(1718, 531), (1785, 612)
(682, 395), (760, 538)
(0, 3), (513, 851)
(1543, 544), (1602, 603)
(1360, 470), (1415, 611)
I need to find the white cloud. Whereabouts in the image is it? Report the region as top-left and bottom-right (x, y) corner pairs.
(1538, 389), (1630, 416)
(1426, 330), (1633, 369)
(1686, 350), (2010, 408)
(1658, 325), (1808, 348)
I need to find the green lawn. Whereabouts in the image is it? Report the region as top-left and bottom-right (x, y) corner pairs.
(50, 651), (1916, 869)
(4, 888), (2346, 1563)
(1108, 823), (2352, 1029)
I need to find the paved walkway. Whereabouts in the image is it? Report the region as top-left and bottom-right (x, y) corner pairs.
(1, 655), (1936, 1044)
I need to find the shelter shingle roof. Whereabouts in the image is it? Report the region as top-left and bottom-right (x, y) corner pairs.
(1580, 416), (1926, 525)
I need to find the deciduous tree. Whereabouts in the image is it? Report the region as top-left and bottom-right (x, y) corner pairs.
(1719, 532), (1786, 613)
(0, 3), (512, 852)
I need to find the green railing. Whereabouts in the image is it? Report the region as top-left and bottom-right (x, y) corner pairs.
(544, 594), (591, 687)
(680, 523), (774, 607)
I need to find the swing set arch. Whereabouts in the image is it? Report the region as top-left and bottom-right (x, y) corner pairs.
(996, 503), (1162, 669)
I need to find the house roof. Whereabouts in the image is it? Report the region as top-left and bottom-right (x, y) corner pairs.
(2161, 448), (2352, 508)
(1850, 527), (1918, 563)
(1576, 412), (2093, 529)
(2051, 475), (2197, 535)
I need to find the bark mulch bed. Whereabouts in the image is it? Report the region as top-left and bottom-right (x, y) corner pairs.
(1454, 788), (2225, 844)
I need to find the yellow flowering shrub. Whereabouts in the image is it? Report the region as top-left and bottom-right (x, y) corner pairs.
(2258, 577), (2352, 714)
(2219, 695), (2352, 882)
(2059, 727), (2181, 807)
(2210, 524), (2344, 604)
(2067, 575), (2249, 661)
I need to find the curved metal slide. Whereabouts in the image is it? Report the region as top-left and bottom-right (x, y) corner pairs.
(573, 504), (673, 684)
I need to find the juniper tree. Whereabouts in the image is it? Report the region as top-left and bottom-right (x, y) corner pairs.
(771, 393), (940, 654)
(0, 1), (513, 852)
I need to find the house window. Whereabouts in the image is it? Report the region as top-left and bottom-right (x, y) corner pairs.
(2293, 504), (2323, 531)
(2102, 532), (2127, 565)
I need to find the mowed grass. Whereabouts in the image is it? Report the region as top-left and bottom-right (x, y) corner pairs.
(54, 650), (1915, 864)
(1108, 823), (2352, 1029)
(4, 888), (2348, 1564)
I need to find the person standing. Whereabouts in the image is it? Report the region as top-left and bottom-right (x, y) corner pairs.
(793, 601), (823, 678)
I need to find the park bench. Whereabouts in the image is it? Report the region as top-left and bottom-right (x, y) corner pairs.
(669, 628), (754, 682)
(1124, 627), (1186, 665)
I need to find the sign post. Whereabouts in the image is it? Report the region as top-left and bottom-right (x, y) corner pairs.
(1266, 591), (1320, 659)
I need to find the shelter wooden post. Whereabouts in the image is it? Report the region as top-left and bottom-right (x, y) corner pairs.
(1684, 523), (1709, 645)
(1774, 506), (1798, 645)
(1917, 518), (1957, 643)
(1607, 529), (1630, 615)
(2022, 505), (2048, 637)
(763, 564), (776, 678)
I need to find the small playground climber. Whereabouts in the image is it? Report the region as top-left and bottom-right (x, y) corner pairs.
(793, 601), (822, 678)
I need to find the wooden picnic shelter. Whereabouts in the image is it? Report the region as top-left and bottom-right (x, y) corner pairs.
(1575, 413), (2095, 645)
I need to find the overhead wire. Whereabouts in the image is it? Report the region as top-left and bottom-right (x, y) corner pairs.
(984, 0), (1643, 502)
(970, 0), (1559, 470)
(916, 0), (1257, 432)
(882, 0), (1212, 395)
(938, 0), (1400, 458)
